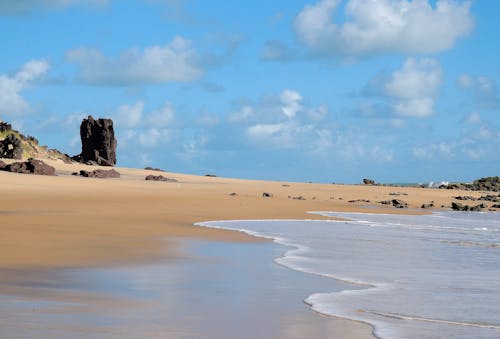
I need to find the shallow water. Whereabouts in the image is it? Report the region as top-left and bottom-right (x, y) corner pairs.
(199, 211), (500, 339)
(0, 239), (369, 338)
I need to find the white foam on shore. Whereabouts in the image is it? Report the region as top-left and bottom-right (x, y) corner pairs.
(196, 211), (500, 339)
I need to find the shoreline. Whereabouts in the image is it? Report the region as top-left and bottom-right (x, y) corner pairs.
(1, 159), (497, 338)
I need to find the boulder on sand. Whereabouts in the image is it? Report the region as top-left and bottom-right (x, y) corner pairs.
(77, 116), (117, 166)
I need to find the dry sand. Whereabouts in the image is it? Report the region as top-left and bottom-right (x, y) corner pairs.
(0, 159), (492, 338)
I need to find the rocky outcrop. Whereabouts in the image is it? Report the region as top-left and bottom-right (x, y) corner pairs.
(75, 169), (120, 178)
(440, 177), (500, 192)
(363, 178), (376, 185)
(0, 134), (23, 159)
(0, 160), (5, 169)
(145, 175), (177, 182)
(1, 159), (55, 176)
(262, 192), (273, 198)
(0, 122), (12, 133)
(77, 116), (117, 166)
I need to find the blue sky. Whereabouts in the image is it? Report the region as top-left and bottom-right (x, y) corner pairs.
(0, 0), (498, 183)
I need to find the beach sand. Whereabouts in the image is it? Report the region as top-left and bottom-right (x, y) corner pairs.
(0, 159), (490, 338)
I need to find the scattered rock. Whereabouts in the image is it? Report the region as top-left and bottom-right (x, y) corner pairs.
(349, 199), (371, 203)
(291, 196), (306, 200)
(421, 203), (435, 209)
(205, 174), (217, 177)
(389, 192), (408, 196)
(79, 169), (120, 178)
(229, 192), (238, 196)
(492, 204), (500, 209)
(451, 202), (487, 212)
(78, 116), (117, 166)
(282, 184), (290, 187)
(478, 194), (500, 203)
(145, 167), (165, 172)
(363, 178), (376, 185)
(0, 134), (23, 159)
(262, 192), (273, 198)
(2, 159), (55, 176)
(379, 199), (408, 208)
(145, 175), (177, 182)
(453, 196), (477, 201)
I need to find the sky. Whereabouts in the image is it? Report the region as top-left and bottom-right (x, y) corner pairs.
(0, 0), (499, 184)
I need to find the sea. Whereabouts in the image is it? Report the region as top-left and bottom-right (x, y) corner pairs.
(198, 211), (500, 339)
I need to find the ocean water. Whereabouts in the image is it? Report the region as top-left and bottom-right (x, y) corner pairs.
(198, 211), (500, 339)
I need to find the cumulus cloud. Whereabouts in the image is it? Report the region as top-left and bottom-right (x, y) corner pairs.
(0, 59), (50, 116)
(294, 0), (473, 58)
(280, 89), (303, 118)
(66, 36), (203, 86)
(365, 57), (442, 117)
(112, 101), (175, 130)
(0, 0), (108, 14)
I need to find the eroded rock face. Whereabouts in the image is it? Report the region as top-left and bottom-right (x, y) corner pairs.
(79, 116), (117, 166)
(2, 159), (55, 176)
(0, 134), (23, 159)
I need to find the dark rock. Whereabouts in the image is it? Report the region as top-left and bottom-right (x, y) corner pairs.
(0, 160), (6, 169)
(145, 167), (165, 172)
(454, 196), (477, 201)
(451, 202), (486, 212)
(379, 199), (408, 208)
(349, 199), (371, 203)
(0, 134), (23, 159)
(0, 121), (12, 132)
(262, 192), (273, 198)
(389, 192), (408, 196)
(145, 175), (177, 182)
(291, 196), (306, 200)
(2, 159), (55, 176)
(205, 174), (217, 177)
(391, 199), (408, 208)
(421, 203), (434, 209)
(492, 204), (500, 209)
(78, 116), (117, 166)
(229, 192), (238, 196)
(478, 194), (500, 203)
(363, 178), (376, 185)
(440, 176), (500, 192)
(79, 169), (120, 178)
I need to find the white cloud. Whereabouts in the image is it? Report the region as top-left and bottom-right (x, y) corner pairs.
(0, 59), (50, 116)
(367, 57), (442, 117)
(280, 89), (303, 118)
(294, 0), (473, 58)
(112, 101), (175, 130)
(246, 122), (314, 149)
(0, 0), (108, 14)
(115, 101), (144, 129)
(228, 105), (254, 123)
(66, 36), (203, 86)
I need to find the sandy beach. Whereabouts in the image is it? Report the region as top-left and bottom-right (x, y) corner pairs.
(0, 160), (494, 338)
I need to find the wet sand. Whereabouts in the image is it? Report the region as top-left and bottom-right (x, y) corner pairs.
(0, 159), (488, 338)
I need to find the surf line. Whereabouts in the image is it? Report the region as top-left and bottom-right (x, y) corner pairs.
(363, 310), (500, 330)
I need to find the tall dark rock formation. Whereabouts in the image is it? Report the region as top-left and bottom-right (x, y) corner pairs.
(79, 116), (117, 166)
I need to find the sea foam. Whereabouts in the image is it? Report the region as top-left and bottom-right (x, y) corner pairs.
(197, 211), (500, 339)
